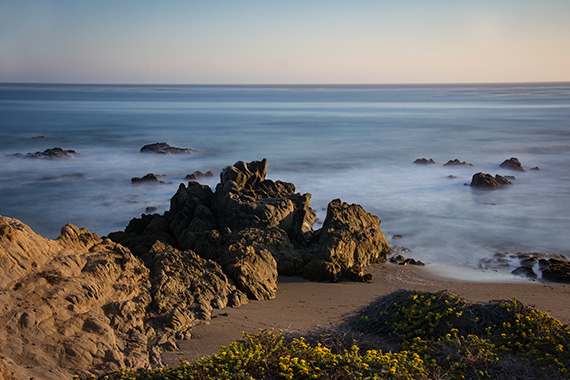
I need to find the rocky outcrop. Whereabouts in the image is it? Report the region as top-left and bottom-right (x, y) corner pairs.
(110, 159), (392, 292)
(500, 157), (525, 171)
(140, 142), (196, 154)
(0, 215), (248, 379)
(0, 217), (151, 379)
(470, 172), (512, 188)
(8, 147), (78, 159)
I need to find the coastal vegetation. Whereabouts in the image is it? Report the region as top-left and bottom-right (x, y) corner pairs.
(102, 290), (570, 380)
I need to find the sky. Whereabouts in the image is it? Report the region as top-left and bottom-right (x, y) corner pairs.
(1, 0), (569, 84)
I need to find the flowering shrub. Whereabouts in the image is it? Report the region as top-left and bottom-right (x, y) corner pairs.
(99, 291), (570, 380)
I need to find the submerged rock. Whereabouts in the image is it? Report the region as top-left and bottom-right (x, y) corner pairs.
(140, 142), (196, 154)
(470, 172), (512, 188)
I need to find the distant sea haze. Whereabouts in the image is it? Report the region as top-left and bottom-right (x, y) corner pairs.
(1, 82), (569, 280)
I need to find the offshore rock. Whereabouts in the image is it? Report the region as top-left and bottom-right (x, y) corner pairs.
(413, 158), (436, 165)
(8, 147), (78, 159)
(500, 157), (525, 171)
(140, 142), (196, 154)
(470, 172), (512, 188)
(443, 159), (473, 166)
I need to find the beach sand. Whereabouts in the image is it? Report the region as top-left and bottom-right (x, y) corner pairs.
(162, 263), (570, 365)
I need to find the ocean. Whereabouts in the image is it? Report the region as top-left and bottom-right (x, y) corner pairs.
(1, 83), (569, 280)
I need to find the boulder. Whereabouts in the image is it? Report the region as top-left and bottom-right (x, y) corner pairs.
(470, 172), (512, 188)
(511, 265), (538, 279)
(500, 157), (525, 171)
(140, 142), (196, 154)
(541, 260), (570, 283)
(303, 199), (392, 282)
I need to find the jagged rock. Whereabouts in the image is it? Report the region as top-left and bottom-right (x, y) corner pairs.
(500, 157), (525, 171)
(8, 147), (78, 159)
(470, 172), (512, 188)
(144, 241), (247, 327)
(304, 199), (392, 282)
(111, 158), (392, 291)
(443, 159), (473, 166)
(413, 158), (436, 165)
(140, 142), (196, 154)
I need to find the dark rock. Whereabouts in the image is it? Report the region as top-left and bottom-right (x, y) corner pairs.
(443, 159), (473, 166)
(185, 170), (214, 180)
(500, 157), (525, 172)
(414, 158), (436, 165)
(9, 147), (78, 159)
(520, 257), (539, 266)
(541, 260), (570, 283)
(470, 172), (512, 188)
(145, 206), (158, 213)
(140, 142), (196, 154)
(389, 254), (424, 266)
(131, 173), (159, 184)
(530, 166), (540, 171)
(511, 265), (537, 279)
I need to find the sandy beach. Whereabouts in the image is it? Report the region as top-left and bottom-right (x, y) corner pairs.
(162, 263), (570, 365)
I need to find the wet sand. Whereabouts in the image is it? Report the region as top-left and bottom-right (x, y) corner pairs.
(162, 263), (570, 365)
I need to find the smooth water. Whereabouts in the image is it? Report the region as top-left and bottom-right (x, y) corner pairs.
(1, 83), (569, 280)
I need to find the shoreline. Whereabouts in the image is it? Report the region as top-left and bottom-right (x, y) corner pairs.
(162, 262), (570, 365)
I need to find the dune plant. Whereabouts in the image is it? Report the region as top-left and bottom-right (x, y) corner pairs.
(98, 291), (570, 380)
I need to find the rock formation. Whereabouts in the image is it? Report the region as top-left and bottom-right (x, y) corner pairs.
(7, 147), (78, 159)
(500, 157), (525, 171)
(443, 159), (473, 166)
(0, 216), (248, 379)
(413, 158), (436, 165)
(110, 159), (392, 292)
(140, 142), (196, 154)
(470, 172), (512, 188)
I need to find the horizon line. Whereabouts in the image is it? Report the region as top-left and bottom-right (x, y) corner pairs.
(1, 80), (570, 87)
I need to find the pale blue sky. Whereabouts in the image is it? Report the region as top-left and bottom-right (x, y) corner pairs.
(1, 0), (569, 84)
